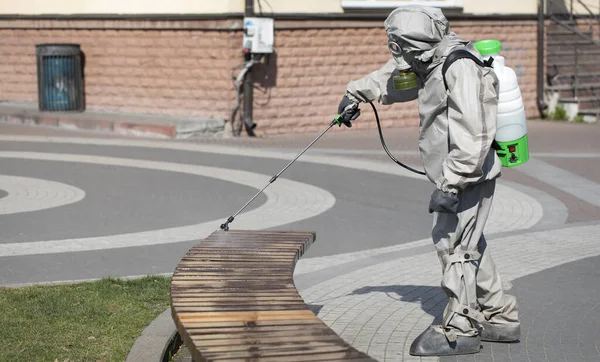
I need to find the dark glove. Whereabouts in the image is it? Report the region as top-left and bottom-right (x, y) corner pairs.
(336, 95), (360, 127)
(429, 189), (459, 214)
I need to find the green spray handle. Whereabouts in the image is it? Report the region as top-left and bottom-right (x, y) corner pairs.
(334, 114), (343, 126)
(334, 102), (359, 127)
(334, 113), (354, 128)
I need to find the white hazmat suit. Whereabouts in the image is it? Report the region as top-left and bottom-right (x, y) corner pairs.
(339, 5), (521, 356)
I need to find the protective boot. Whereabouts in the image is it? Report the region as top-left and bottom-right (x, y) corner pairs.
(476, 247), (521, 342)
(480, 321), (520, 342)
(409, 325), (481, 356)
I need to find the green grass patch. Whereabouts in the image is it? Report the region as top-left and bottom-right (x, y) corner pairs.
(544, 104), (569, 121)
(0, 276), (171, 362)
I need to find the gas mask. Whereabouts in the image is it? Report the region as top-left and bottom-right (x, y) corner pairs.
(388, 37), (419, 91)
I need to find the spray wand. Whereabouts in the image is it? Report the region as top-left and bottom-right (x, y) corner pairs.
(220, 115), (346, 231)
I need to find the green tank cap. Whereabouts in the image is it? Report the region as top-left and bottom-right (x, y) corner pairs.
(474, 39), (502, 55)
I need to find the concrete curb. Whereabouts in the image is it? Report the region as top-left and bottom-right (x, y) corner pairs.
(126, 308), (182, 362)
(0, 102), (225, 139)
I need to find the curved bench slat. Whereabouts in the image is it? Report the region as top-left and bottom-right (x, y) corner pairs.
(171, 230), (376, 362)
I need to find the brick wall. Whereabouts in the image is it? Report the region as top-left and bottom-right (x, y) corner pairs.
(0, 17), (540, 135)
(252, 26), (419, 135)
(0, 20), (241, 120)
(253, 20), (540, 135)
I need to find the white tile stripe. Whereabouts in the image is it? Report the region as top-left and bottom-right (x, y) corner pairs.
(0, 135), (432, 180)
(519, 158), (600, 209)
(0, 175), (85, 215)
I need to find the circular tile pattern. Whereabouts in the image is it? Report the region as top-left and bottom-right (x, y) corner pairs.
(0, 151), (336, 256)
(0, 175), (85, 215)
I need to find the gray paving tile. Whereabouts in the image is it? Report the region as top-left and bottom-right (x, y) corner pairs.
(488, 342), (512, 360)
(563, 352), (586, 362)
(510, 256), (600, 362)
(452, 354), (477, 362)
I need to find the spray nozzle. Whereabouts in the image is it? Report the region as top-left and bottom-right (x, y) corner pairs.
(220, 216), (235, 231)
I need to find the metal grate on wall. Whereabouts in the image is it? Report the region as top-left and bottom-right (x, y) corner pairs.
(36, 44), (85, 112)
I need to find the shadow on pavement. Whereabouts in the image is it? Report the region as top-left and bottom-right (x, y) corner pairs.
(307, 303), (324, 316)
(351, 284), (446, 324)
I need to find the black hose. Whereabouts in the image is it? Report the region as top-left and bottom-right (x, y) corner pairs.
(230, 87), (243, 136)
(366, 99), (426, 176)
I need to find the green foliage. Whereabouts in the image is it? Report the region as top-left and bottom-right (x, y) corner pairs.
(0, 276), (171, 362)
(544, 104), (588, 122)
(554, 104), (568, 120)
(547, 104), (569, 121)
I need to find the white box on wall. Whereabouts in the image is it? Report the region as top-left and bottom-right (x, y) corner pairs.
(243, 17), (275, 54)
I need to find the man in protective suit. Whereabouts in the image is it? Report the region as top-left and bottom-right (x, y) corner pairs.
(336, 5), (521, 357)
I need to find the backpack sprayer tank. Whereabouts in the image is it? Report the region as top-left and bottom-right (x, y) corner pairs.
(474, 40), (530, 167)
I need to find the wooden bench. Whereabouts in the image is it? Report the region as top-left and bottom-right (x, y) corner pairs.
(170, 230), (376, 361)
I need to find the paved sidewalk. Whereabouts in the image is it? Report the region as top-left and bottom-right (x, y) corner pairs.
(294, 222), (600, 362)
(136, 120), (599, 361)
(0, 121), (599, 361)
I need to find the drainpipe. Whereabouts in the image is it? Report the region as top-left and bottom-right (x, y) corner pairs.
(537, 0), (547, 117)
(243, 0), (256, 136)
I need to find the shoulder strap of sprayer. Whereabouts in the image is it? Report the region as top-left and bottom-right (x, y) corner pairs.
(441, 49), (494, 91)
(441, 49), (501, 151)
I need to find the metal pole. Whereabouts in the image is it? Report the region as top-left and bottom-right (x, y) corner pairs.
(570, 0), (574, 21)
(243, 0), (256, 136)
(574, 47), (579, 99)
(537, 0), (547, 117)
(246, 0), (254, 17)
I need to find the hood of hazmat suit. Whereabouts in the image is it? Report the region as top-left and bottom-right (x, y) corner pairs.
(384, 5), (449, 72)
(346, 5), (502, 193)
